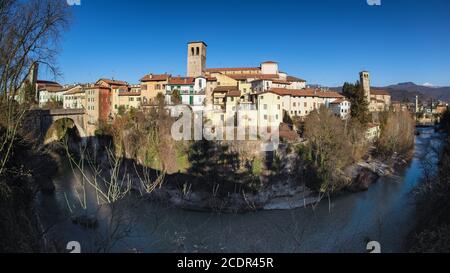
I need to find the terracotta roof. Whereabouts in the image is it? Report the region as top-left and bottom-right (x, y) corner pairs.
(114, 86), (129, 92)
(213, 86), (239, 93)
(206, 67), (261, 73)
(264, 88), (344, 99)
(84, 85), (110, 90)
(64, 87), (84, 95)
(318, 91), (344, 98)
(371, 89), (390, 96)
(231, 74), (280, 81)
(207, 77), (217, 81)
(119, 92), (141, 97)
(97, 78), (128, 86)
(262, 61), (278, 64)
(226, 90), (241, 97)
(168, 77), (194, 85)
(140, 74), (171, 82)
(266, 88), (317, 97)
(37, 80), (61, 86)
(330, 98), (348, 104)
(287, 76), (306, 82)
(48, 85), (79, 93)
(271, 79), (291, 85)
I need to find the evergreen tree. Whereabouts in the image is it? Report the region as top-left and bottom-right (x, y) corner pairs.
(171, 90), (182, 105)
(342, 81), (370, 125)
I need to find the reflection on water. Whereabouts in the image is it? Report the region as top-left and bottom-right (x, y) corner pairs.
(36, 128), (440, 253)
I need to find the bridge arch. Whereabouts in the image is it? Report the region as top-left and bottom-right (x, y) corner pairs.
(44, 117), (87, 144)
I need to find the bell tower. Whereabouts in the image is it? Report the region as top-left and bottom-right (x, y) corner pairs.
(360, 71), (371, 103)
(187, 41), (207, 77)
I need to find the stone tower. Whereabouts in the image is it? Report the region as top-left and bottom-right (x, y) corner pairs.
(187, 41), (207, 77)
(360, 71), (371, 102)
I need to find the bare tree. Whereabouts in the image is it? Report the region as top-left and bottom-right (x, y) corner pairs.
(0, 0), (70, 176)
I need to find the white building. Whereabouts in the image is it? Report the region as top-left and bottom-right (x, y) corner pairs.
(165, 77), (206, 112)
(63, 86), (85, 109)
(251, 79), (292, 93)
(286, 76), (307, 90)
(257, 91), (283, 129)
(366, 124), (381, 142)
(330, 98), (351, 119)
(37, 80), (64, 107)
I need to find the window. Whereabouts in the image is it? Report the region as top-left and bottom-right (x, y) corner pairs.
(196, 47), (200, 55)
(264, 115), (268, 120)
(275, 114), (279, 120)
(278, 104), (281, 110)
(304, 102), (307, 107)
(264, 104), (268, 110)
(191, 47), (195, 56)
(156, 84), (161, 90)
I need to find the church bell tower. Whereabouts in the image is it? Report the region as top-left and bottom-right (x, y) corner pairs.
(187, 41), (207, 77)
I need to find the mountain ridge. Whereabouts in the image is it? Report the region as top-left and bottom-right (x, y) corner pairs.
(331, 82), (450, 103)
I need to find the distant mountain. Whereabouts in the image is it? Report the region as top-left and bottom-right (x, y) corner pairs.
(382, 82), (450, 103)
(331, 82), (450, 103)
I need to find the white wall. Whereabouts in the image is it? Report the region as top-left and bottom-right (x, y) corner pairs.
(261, 63), (279, 75)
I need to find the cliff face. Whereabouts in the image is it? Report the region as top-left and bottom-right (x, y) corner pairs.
(0, 127), (58, 253)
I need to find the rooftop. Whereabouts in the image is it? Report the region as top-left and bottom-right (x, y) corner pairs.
(97, 78), (128, 86)
(206, 67), (261, 73)
(140, 74), (171, 82)
(168, 77), (195, 85)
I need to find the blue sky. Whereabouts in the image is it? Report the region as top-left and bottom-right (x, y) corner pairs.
(43, 0), (450, 87)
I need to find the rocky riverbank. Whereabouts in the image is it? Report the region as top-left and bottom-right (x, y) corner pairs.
(132, 152), (411, 213)
(59, 137), (413, 214)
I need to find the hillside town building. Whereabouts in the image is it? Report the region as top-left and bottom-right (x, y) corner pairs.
(360, 71), (392, 112)
(32, 41), (403, 138)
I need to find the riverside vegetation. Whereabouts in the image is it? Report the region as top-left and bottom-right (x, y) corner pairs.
(409, 110), (450, 253)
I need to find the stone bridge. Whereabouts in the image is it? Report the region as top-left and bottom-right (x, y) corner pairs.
(23, 108), (89, 143)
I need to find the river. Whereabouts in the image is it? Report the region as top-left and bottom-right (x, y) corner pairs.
(36, 127), (441, 253)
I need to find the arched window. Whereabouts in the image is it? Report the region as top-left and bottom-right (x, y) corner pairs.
(196, 47), (200, 55)
(191, 47), (195, 56)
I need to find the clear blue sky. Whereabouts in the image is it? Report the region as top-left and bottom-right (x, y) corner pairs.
(43, 0), (450, 87)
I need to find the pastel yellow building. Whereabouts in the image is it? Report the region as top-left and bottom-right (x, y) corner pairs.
(118, 92), (142, 111)
(140, 74), (171, 104)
